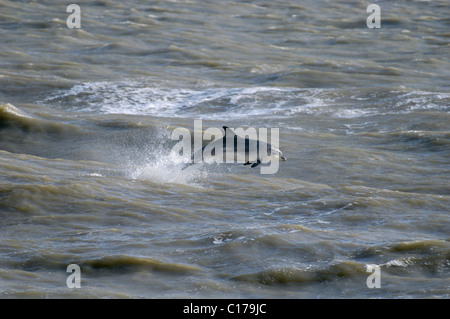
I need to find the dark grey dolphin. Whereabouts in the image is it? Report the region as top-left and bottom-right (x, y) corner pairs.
(182, 126), (286, 170)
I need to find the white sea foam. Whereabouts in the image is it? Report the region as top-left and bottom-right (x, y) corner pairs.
(43, 82), (450, 120)
(381, 257), (415, 268)
(394, 91), (450, 112)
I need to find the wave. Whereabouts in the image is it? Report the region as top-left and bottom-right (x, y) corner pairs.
(232, 260), (366, 284)
(81, 255), (202, 275)
(41, 82), (450, 120)
(232, 239), (450, 285)
(8, 253), (201, 276)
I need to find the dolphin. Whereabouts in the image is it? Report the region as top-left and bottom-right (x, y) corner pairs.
(182, 126), (286, 170)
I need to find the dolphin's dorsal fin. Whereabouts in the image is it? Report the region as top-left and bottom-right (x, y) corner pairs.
(223, 126), (236, 136)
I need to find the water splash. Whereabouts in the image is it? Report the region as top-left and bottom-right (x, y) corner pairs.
(128, 149), (208, 187)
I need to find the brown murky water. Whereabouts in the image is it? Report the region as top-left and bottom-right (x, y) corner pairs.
(0, 0), (449, 298)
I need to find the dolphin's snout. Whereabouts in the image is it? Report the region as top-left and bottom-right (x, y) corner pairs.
(281, 156), (287, 161)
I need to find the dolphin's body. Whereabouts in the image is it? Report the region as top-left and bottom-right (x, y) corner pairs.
(182, 126), (286, 170)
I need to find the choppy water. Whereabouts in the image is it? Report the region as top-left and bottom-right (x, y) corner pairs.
(0, 0), (449, 298)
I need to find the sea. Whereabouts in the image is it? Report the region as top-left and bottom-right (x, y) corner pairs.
(0, 0), (449, 299)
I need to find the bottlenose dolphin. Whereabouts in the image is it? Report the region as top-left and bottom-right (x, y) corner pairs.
(182, 126), (286, 170)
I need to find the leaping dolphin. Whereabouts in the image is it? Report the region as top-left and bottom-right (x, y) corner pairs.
(182, 126), (286, 170)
